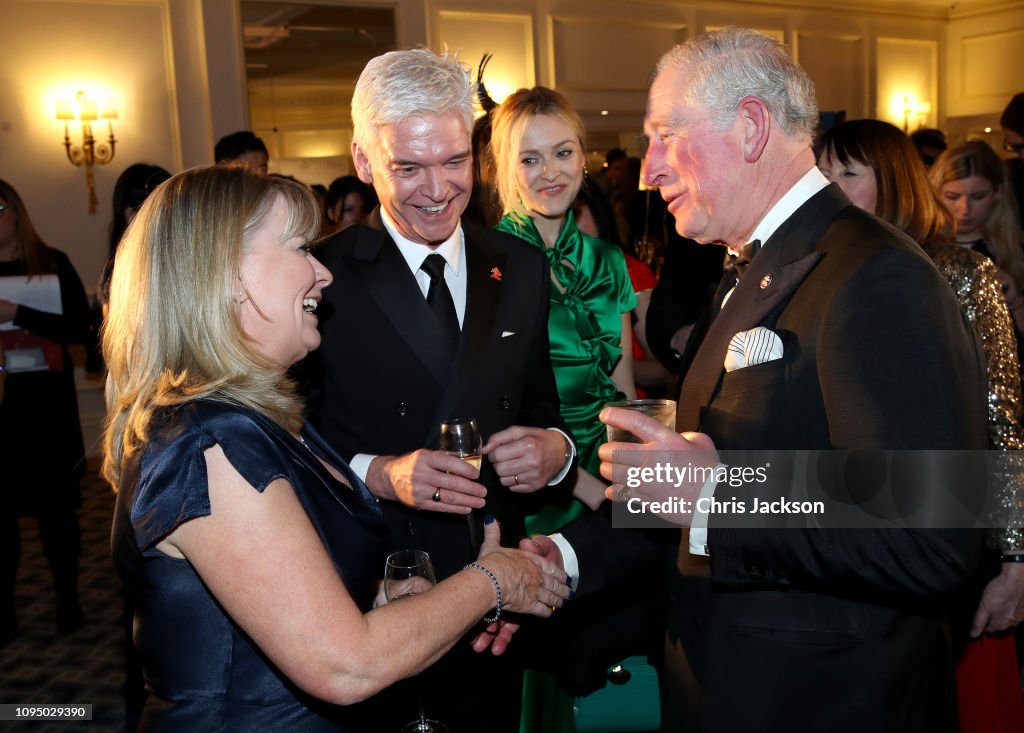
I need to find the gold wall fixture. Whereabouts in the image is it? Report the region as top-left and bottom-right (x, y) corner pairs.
(56, 90), (117, 214)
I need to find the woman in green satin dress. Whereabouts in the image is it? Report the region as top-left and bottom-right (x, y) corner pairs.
(491, 87), (638, 733)
(491, 86), (637, 533)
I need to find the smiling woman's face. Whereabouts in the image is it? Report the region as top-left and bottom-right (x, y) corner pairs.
(238, 196), (333, 367)
(514, 114), (584, 222)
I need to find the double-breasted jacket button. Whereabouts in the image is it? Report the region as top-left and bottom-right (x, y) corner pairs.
(500, 395), (511, 410)
(396, 402), (408, 417)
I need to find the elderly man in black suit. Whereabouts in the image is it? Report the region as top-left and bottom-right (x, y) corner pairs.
(309, 48), (575, 732)
(534, 28), (989, 732)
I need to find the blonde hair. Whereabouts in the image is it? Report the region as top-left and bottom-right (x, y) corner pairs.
(930, 141), (1024, 285)
(101, 166), (320, 489)
(490, 86), (587, 217)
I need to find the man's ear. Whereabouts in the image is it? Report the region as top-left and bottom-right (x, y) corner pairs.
(352, 141), (373, 185)
(738, 96), (770, 163)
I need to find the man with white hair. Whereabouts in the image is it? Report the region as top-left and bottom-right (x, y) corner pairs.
(543, 28), (989, 731)
(310, 48), (575, 731)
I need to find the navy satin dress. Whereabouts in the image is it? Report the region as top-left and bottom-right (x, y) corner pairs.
(111, 401), (390, 731)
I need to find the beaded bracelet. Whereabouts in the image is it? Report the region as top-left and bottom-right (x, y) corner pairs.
(465, 562), (503, 623)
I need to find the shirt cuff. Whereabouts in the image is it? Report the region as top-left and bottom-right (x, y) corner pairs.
(546, 428), (576, 485)
(549, 533), (579, 591)
(688, 463), (724, 556)
(349, 453), (376, 483)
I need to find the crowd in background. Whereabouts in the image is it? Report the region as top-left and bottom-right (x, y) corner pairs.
(3, 36), (1024, 732)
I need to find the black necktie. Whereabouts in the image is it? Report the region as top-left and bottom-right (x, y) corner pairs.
(420, 253), (461, 356)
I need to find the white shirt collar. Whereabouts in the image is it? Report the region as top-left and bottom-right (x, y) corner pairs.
(746, 167), (830, 248)
(379, 205), (464, 276)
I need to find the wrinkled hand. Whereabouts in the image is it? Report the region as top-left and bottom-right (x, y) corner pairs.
(367, 450), (486, 513)
(476, 519), (570, 618)
(597, 406), (718, 527)
(970, 562), (1024, 637)
(483, 426), (568, 493)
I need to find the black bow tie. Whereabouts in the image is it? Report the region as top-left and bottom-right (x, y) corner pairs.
(726, 239), (762, 284)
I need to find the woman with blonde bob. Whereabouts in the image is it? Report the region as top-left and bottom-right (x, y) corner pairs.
(491, 87), (642, 733)
(491, 87), (636, 520)
(104, 166), (569, 732)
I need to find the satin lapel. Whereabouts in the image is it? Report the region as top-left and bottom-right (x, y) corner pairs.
(427, 222), (508, 438)
(676, 184), (850, 431)
(351, 210), (452, 385)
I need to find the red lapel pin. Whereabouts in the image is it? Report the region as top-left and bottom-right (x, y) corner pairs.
(490, 267), (503, 281)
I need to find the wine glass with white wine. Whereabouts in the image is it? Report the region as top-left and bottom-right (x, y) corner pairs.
(384, 550), (447, 733)
(438, 418), (482, 469)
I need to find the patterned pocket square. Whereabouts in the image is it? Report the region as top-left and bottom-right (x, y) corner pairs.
(724, 327), (783, 372)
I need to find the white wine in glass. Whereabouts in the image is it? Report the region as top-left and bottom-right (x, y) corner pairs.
(384, 550), (447, 733)
(439, 417), (483, 469)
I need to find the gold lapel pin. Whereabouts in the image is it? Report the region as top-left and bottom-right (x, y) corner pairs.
(760, 273), (773, 289)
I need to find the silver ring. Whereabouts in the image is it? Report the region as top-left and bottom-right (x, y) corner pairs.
(432, 489), (442, 503)
(616, 487), (631, 502)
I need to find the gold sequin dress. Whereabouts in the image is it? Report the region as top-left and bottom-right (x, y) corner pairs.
(924, 241), (1024, 552)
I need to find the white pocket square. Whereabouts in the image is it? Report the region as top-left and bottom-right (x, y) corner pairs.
(501, 331), (516, 338)
(725, 327), (783, 372)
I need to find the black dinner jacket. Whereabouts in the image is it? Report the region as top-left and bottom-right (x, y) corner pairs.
(562, 184), (988, 732)
(308, 209), (571, 580)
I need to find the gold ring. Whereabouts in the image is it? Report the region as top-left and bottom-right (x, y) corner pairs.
(514, 474), (519, 486)
(432, 489), (442, 503)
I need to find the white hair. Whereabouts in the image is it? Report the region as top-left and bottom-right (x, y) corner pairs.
(351, 48), (474, 150)
(657, 27), (818, 140)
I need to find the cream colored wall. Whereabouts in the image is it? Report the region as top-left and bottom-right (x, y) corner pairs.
(429, 0), (961, 156)
(1, 0), (251, 293)
(946, 3), (1024, 142)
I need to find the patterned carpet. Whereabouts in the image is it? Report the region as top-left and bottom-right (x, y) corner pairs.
(0, 462), (125, 732)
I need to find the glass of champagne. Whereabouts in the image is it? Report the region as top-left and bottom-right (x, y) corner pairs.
(439, 417), (482, 469)
(384, 550), (447, 733)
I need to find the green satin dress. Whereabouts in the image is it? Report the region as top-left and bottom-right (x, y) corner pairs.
(497, 211), (637, 733)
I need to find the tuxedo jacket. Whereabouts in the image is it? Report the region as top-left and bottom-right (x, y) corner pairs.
(308, 209), (571, 581)
(563, 185), (989, 732)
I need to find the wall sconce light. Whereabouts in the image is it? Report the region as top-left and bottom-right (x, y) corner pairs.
(900, 96), (931, 134)
(56, 91), (117, 214)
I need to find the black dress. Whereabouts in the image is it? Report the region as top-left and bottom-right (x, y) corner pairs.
(112, 401), (390, 731)
(0, 248), (91, 505)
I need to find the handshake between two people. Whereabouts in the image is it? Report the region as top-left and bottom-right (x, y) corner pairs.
(471, 407), (719, 655)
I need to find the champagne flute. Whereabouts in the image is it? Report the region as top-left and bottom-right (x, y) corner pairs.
(439, 417), (482, 469)
(384, 550), (447, 733)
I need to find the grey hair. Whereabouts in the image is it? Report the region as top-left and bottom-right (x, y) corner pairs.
(351, 48), (474, 148)
(656, 27), (818, 140)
